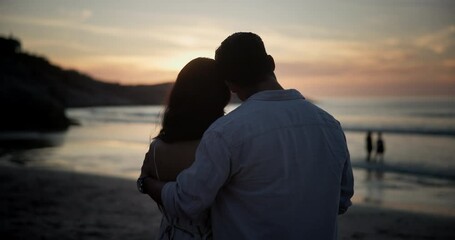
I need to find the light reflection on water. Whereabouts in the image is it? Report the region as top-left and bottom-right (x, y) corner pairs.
(353, 169), (455, 217)
(1, 102), (454, 216)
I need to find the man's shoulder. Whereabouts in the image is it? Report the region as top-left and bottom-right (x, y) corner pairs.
(202, 103), (254, 144)
(207, 107), (244, 132)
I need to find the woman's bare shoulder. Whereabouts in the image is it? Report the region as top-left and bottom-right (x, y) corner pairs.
(151, 139), (201, 181)
(152, 139), (200, 164)
(153, 139), (200, 152)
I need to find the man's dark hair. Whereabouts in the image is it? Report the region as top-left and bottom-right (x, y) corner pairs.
(215, 32), (275, 86)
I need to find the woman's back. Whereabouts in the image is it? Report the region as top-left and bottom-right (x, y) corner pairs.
(150, 139), (200, 181)
(147, 139), (212, 239)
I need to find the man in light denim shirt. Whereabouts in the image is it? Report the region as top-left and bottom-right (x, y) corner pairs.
(142, 32), (354, 239)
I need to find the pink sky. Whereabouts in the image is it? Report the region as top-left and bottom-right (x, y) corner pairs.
(1, 0), (454, 97)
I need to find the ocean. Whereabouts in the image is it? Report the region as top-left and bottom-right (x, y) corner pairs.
(1, 96), (454, 216)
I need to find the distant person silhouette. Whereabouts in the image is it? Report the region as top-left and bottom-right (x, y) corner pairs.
(375, 131), (385, 162)
(366, 131), (373, 162)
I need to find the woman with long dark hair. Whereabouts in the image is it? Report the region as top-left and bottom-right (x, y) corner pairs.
(138, 57), (231, 239)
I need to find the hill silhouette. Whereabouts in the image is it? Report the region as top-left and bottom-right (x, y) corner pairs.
(0, 36), (173, 131)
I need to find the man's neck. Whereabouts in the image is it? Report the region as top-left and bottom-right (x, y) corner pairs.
(240, 76), (284, 101)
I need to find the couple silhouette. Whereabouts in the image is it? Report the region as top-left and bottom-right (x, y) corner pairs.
(366, 131), (385, 163)
(139, 32), (354, 240)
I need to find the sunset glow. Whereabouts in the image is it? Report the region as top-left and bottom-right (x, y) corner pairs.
(1, 0), (454, 97)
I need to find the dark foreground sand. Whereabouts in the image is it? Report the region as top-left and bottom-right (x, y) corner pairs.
(1, 166), (454, 240)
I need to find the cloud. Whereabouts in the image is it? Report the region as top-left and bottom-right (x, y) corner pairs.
(81, 63), (176, 84)
(263, 30), (417, 67)
(0, 14), (130, 37)
(25, 39), (98, 54)
(277, 59), (454, 97)
(57, 52), (216, 84)
(57, 8), (93, 22)
(0, 15), (171, 51)
(268, 28), (454, 97)
(55, 55), (179, 84)
(414, 25), (455, 54)
(0, 13), (231, 59)
(443, 59), (455, 68)
(2, 7), (452, 96)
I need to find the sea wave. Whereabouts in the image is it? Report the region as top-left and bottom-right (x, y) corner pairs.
(351, 161), (455, 181)
(67, 107), (163, 125)
(342, 126), (455, 137)
(66, 106), (455, 137)
(406, 112), (455, 119)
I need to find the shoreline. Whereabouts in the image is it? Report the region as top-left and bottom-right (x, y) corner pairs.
(1, 165), (455, 239)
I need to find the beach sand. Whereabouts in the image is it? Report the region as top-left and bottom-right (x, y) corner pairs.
(1, 166), (454, 240)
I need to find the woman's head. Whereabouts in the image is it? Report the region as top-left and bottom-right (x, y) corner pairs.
(157, 57), (231, 143)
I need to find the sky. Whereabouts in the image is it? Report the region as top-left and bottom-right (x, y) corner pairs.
(1, 0), (454, 98)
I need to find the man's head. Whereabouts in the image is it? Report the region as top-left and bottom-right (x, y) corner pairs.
(215, 32), (275, 87)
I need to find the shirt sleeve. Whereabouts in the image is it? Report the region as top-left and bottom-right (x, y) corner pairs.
(161, 131), (231, 220)
(338, 144), (354, 214)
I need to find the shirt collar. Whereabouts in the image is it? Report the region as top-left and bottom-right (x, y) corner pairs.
(247, 89), (305, 101)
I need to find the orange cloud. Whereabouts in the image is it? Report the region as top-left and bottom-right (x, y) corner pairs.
(414, 25), (455, 54)
(82, 63), (176, 84)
